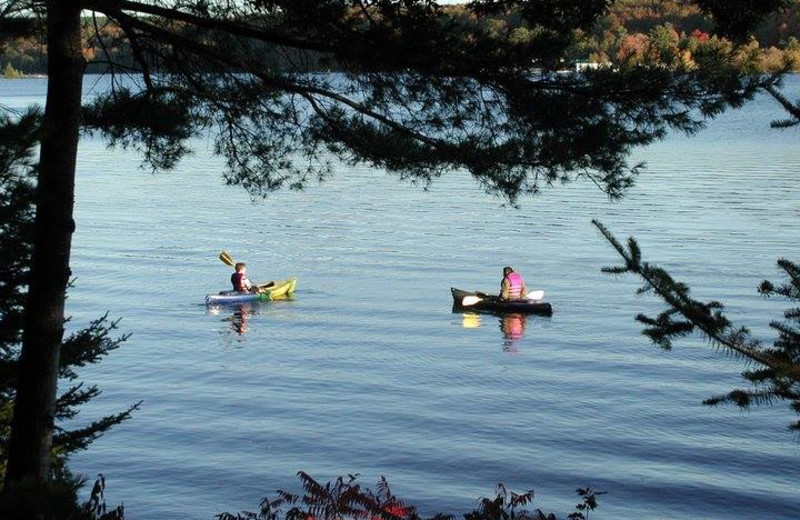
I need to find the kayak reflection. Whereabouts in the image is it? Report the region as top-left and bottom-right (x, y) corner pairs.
(207, 302), (253, 335)
(229, 303), (251, 335)
(207, 294), (296, 337)
(458, 312), (529, 350)
(501, 313), (526, 342)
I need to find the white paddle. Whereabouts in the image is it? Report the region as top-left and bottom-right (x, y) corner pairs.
(527, 289), (545, 301)
(461, 295), (484, 306)
(461, 290), (545, 306)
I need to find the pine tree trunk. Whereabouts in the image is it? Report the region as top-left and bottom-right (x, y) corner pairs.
(4, 0), (85, 485)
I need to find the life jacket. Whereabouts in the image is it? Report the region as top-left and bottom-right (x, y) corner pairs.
(231, 272), (249, 292)
(504, 271), (524, 299)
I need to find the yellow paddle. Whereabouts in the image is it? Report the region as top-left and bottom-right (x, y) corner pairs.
(219, 250), (235, 267)
(219, 251), (274, 291)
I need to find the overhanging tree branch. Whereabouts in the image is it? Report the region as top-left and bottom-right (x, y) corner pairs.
(594, 219), (800, 430)
(85, 0), (338, 53)
(765, 83), (800, 128)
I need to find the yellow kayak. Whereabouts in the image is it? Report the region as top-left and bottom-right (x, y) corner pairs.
(256, 278), (297, 300)
(206, 277), (297, 304)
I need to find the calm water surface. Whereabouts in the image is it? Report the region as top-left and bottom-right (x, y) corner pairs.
(2, 76), (799, 519)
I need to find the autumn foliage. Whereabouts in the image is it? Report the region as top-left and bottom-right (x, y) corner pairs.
(218, 473), (603, 520)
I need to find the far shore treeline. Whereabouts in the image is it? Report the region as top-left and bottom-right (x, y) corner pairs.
(2, 0), (800, 77)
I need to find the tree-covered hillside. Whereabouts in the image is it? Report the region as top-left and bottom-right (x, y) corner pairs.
(576, 0), (800, 70)
(2, 0), (799, 76)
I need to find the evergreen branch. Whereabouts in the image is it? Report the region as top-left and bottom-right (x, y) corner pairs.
(53, 400), (142, 455)
(55, 382), (101, 420)
(0, 108), (41, 174)
(73, 1), (782, 205)
(85, 0), (337, 53)
(704, 387), (779, 409)
(764, 83), (800, 128)
(107, 8), (447, 152)
(593, 219), (768, 360)
(59, 313), (129, 381)
(115, 14), (155, 90)
(594, 220), (800, 428)
(90, 12), (121, 90)
(760, 258), (800, 299)
(0, 108), (140, 477)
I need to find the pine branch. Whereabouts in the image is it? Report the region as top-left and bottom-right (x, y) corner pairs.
(594, 220), (800, 429)
(593, 219), (767, 359)
(765, 84), (800, 129)
(85, 0), (337, 53)
(53, 400), (142, 455)
(0, 109), (140, 475)
(59, 313), (129, 381)
(55, 382), (102, 419)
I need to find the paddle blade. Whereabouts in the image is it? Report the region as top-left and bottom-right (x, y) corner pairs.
(461, 295), (483, 306)
(257, 281), (275, 291)
(526, 290), (545, 301)
(219, 250), (235, 267)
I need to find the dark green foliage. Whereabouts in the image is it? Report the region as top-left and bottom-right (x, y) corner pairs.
(567, 487), (603, 520)
(764, 83), (800, 128)
(463, 483), (537, 520)
(1, 2), (795, 202)
(0, 111), (140, 480)
(0, 5), (40, 42)
(218, 473), (602, 520)
(471, 0), (612, 32)
(594, 220), (800, 431)
(84, 474), (125, 520)
(64, 1), (781, 204)
(0, 108), (38, 349)
(0, 474), (88, 520)
(53, 316), (141, 459)
(0, 473), (123, 520)
(694, 0), (790, 40)
(6, 3), (800, 74)
(0, 113), (40, 470)
(82, 88), (200, 171)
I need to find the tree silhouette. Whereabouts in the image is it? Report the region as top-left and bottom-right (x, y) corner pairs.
(0, 110), (139, 516)
(0, 0), (795, 486)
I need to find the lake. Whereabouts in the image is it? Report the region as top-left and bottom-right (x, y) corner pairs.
(1, 75), (799, 519)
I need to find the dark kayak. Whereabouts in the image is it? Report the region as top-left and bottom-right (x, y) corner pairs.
(451, 287), (553, 316)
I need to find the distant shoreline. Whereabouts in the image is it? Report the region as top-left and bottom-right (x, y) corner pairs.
(0, 74), (47, 79)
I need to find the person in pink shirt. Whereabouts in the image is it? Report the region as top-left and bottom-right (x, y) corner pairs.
(500, 266), (528, 300)
(231, 262), (257, 293)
